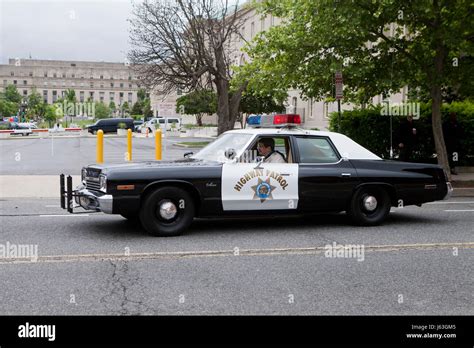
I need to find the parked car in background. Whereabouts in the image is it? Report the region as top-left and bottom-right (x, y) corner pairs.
(133, 120), (144, 132)
(0, 121), (33, 136)
(87, 118), (134, 134)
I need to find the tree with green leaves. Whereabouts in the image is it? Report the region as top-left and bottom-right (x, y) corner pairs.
(239, 0), (474, 178)
(239, 88), (286, 115)
(142, 99), (154, 119)
(65, 89), (77, 104)
(26, 88), (42, 119)
(4, 85), (22, 104)
(176, 90), (217, 126)
(0, 100), (18, 118)
(131, 100), (144, 115)
(109, 101), (116, 116)
(95, 102), (111, 119)
(44, 104), (58, 128)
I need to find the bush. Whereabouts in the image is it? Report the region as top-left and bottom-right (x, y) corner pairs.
(117, 122), (127, 129)
(329, 100), (474, 166)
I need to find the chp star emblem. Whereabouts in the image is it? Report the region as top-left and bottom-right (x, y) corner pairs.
(251, 177), (276, 202)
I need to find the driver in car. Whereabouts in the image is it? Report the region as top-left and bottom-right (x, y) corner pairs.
(257, 138), (286, 163)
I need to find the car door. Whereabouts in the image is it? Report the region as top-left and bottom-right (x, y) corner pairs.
(221, 135), (299, 211)
(294, 135), (359, 212)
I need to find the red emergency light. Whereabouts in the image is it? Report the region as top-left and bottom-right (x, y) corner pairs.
(273, 114), (301, 125)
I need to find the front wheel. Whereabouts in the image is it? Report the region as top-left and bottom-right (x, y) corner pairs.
(139, 187), (195, 237)
(347, 186), (391, 226)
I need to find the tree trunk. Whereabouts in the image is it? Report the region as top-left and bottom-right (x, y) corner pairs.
(215, 78), (232, 135)
(196, 113), (203, 127)
(431, 85), (451, 181)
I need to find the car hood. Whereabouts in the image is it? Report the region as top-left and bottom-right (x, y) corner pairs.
(87, 158), (221, 174)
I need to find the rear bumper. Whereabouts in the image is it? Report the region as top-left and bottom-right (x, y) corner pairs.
(60, 174), (113, 214)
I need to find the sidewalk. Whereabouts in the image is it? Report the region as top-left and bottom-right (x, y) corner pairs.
(1, 174), (473, 199)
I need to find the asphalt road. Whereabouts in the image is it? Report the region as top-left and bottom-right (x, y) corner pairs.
(0, 197), (473, 315)
(0, 135), (204, 175)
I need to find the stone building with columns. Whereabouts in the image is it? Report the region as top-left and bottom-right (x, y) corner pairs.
(0, 58), (142, 116)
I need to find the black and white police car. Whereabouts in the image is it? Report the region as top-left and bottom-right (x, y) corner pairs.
(60, 114), (452, 236)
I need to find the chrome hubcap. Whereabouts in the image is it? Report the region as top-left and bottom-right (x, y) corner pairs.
(363, 195), (377, 211)
(158, 201), (177, 220)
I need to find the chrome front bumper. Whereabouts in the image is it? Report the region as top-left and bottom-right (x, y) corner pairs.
(60, 174), (113, 214)
(444, 182), (453, 200)
(74, 185), (113, 214)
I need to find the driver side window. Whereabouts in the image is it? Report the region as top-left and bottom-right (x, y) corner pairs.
(239, 136), (293, 163)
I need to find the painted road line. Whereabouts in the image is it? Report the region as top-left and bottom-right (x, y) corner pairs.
(0, 242), (473, 265)
(427, 201), (474, 204)
(39, 214), (90, 217)
(444, 210), (474, 212)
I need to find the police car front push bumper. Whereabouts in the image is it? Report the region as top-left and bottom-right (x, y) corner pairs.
(60, 174), (113, 214)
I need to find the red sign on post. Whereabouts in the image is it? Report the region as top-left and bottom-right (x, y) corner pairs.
(335, 71), (343, 100)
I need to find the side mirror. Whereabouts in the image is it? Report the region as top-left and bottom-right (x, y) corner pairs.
(224, 148), (236, 160)
(256, 156), (265, 163)
(184, 152), (193, 158)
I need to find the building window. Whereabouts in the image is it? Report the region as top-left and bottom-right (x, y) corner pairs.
(80, 91), (84, 102)
(129, 83), (132, 88)
(89, 91), (94, 100)
(90, 82), (94, 88)
(100, 75), (103, 79)
(53, 82), (57, 86)
(128, 76), (132, 80)
(109, 92), (114, 101)
(80, 82), (84, 87)
(44, 82), (48, 86)
(99, 92), (105, 102)
(128, 92), (132, 103)
(43, 90), (48, 103)
(23, 90), (28, 96)
(11, 71), (14, 76)
(53, 73), (57, 78)
(110, 82), (114, 88)
(29, 72), (33, 77)
(44, 72), (48, 77)
(71, 63), (76, 67)
(120, 83), (124, 88)
(72, 74), (75, 78)
(110, 76), (114, 80)
(52, 90), (58, 102)
(100, 83), (104, 88)
(13, 80), (17, 85)
(23, 80), (27, 85)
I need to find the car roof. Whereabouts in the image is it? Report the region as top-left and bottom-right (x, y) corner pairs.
(225, 127), (382, 160)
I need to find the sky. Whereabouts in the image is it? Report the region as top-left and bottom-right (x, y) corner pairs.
(0, 0), (135, 64)
(0, 0), (245, 64)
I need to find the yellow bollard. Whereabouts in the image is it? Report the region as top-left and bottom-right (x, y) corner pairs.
(155, 129), (162, 160)
(127, 128), (132, 161)
(96, 129), (104, 164)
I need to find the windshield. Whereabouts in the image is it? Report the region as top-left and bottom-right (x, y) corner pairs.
(193, 133), (253, 162)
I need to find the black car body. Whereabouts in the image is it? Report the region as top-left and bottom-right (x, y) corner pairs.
(61, 128), (452, 236)
(87, 118), (134, 134)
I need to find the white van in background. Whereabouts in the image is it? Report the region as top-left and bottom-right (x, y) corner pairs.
(142, 117), (181, 132)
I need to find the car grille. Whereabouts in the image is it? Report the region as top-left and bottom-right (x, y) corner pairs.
(85, 179), (101, 191)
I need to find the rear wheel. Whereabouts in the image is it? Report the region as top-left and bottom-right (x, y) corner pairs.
(347, 186), (391, 226)
(139, 186), (195, 237)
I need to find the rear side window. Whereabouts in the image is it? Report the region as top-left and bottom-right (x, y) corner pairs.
(296, 137), (340, 163)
